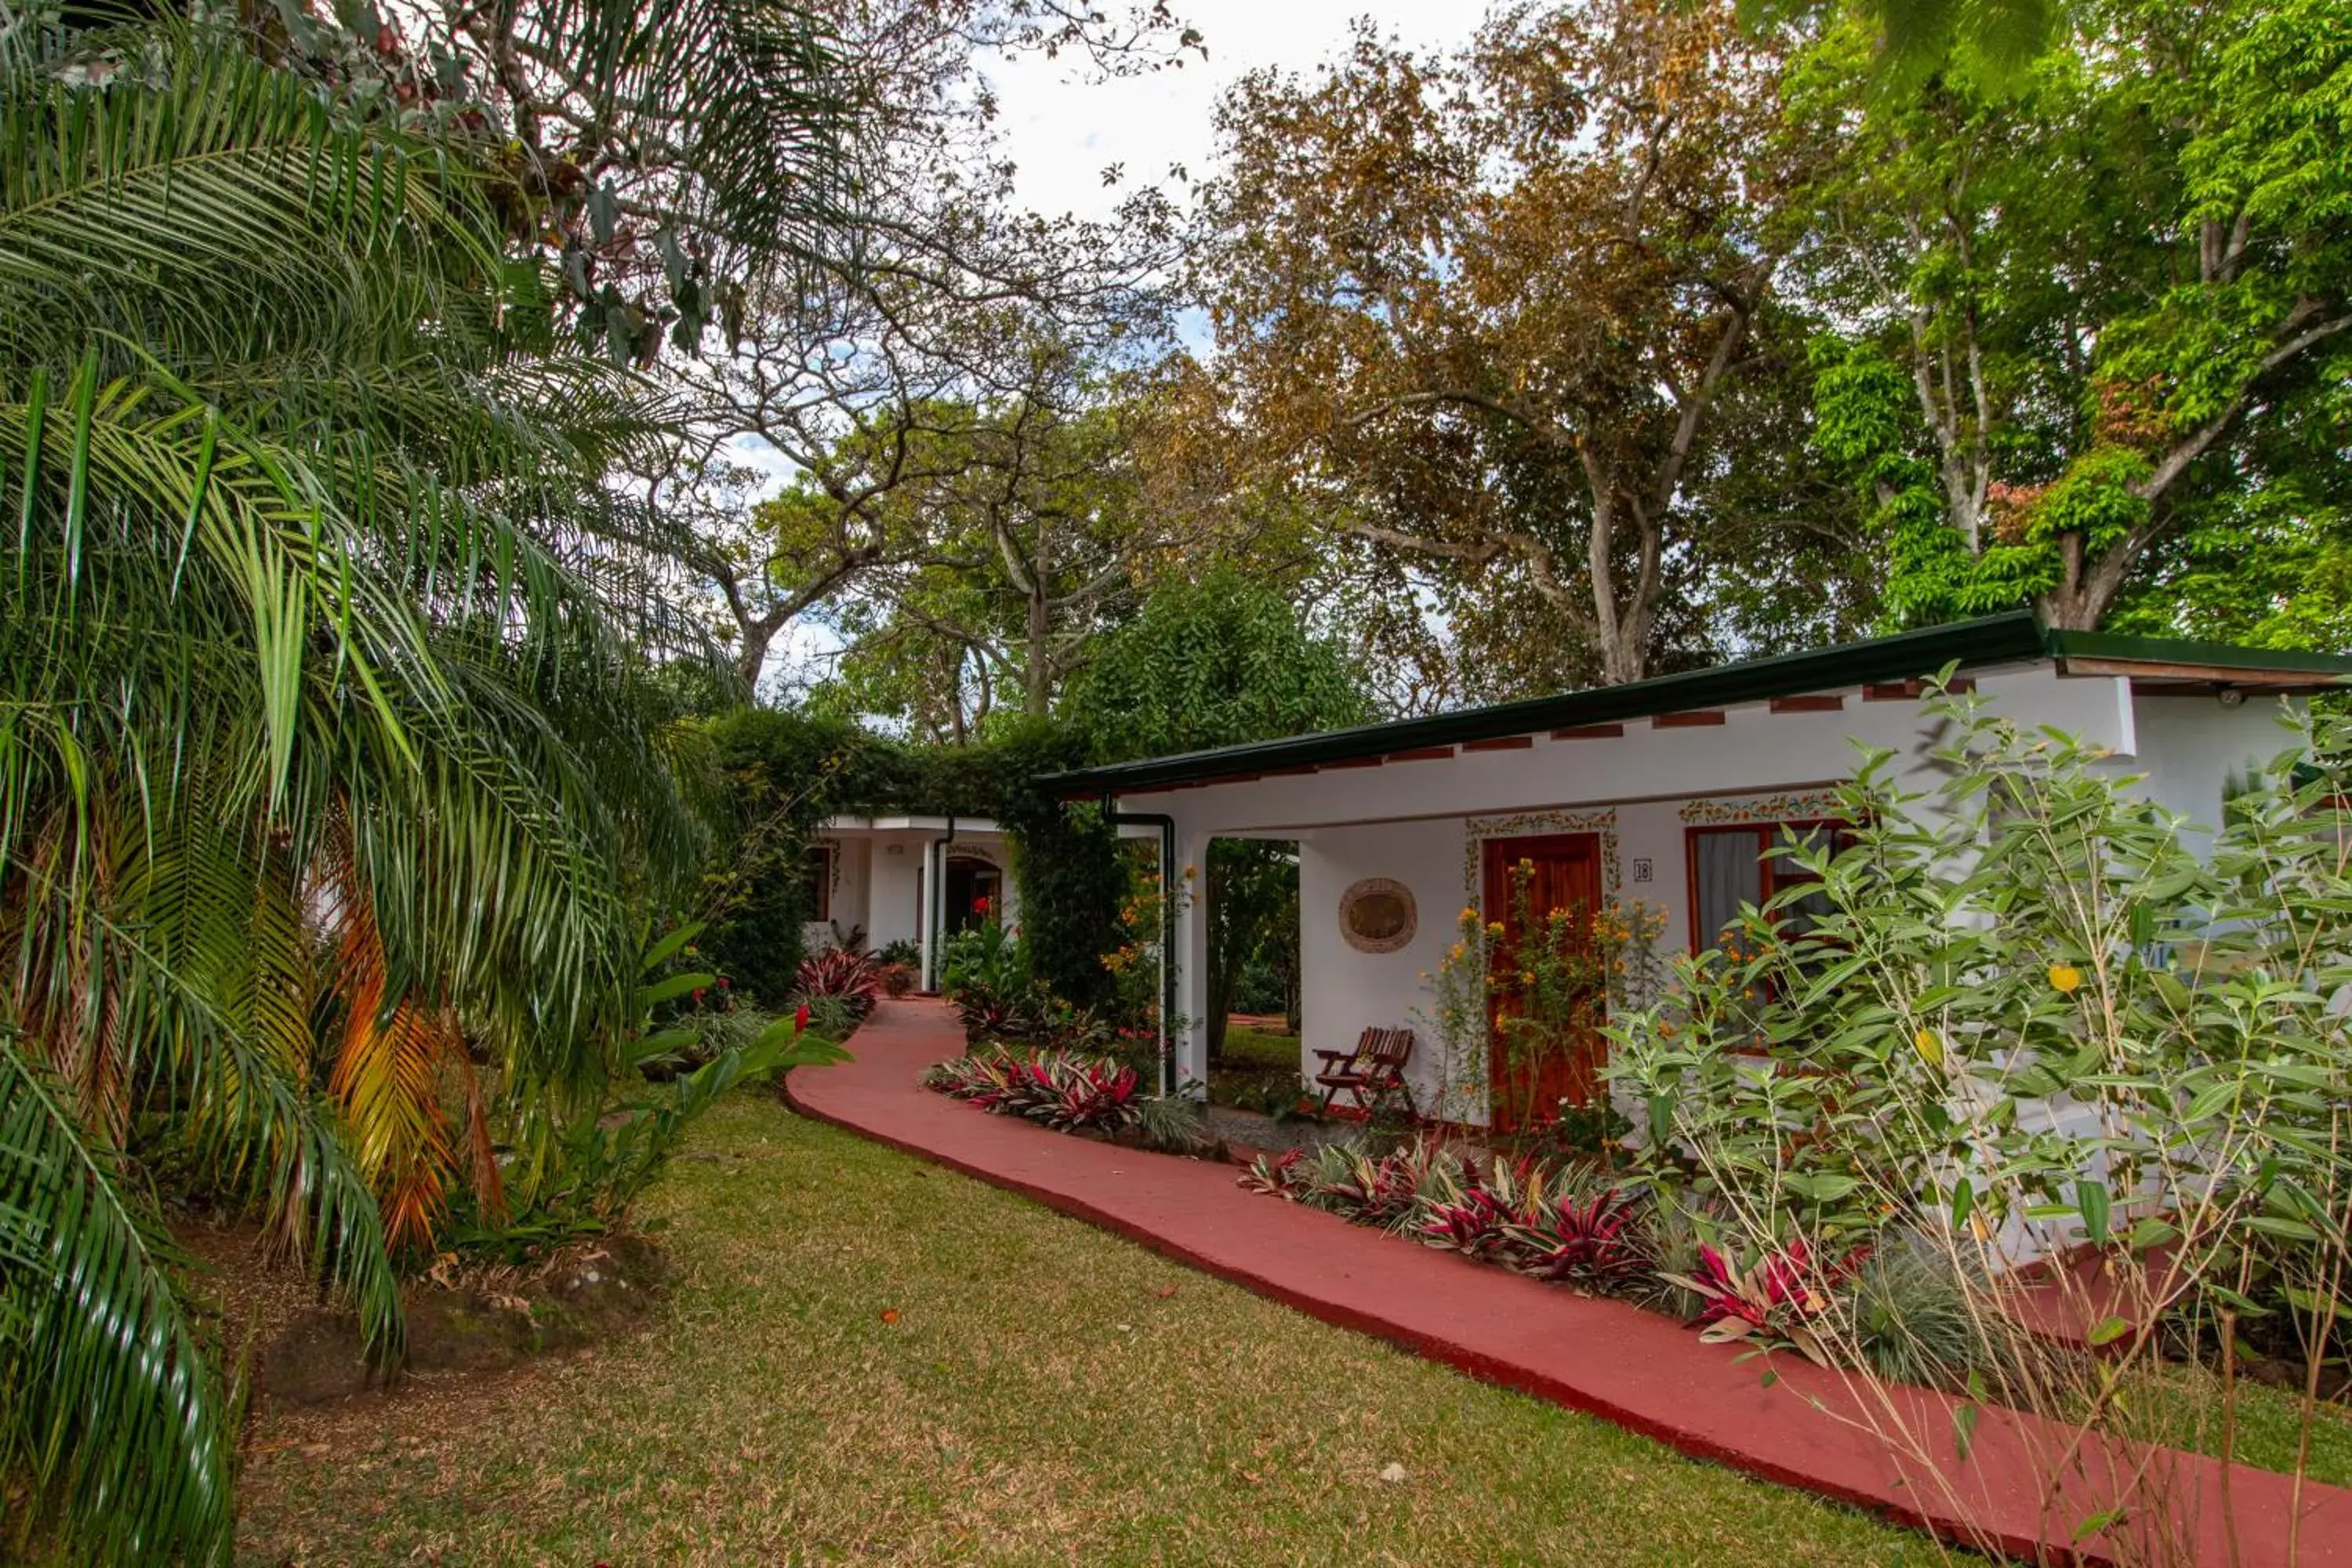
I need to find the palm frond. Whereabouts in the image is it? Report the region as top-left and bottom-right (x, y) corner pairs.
(0, 1032), (230, 1568)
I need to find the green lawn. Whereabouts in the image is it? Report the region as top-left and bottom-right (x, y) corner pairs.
(233, 1086), (1944, 1566)
(1219, 1022), (1301, 1070)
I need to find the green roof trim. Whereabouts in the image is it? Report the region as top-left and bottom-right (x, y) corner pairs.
(1044, 610), (2352, 798)
(2042, 628), (2352, 674)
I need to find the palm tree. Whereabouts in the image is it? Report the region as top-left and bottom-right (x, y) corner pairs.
(0, 5), (844, 1561)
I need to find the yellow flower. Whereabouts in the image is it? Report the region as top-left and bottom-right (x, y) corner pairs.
(1486, 921), (1505, 938)
(1912, 1027), (1943, 1065)
(1519, 970), (1535, 985)
(2049, 964), (2083, 994)
(1461, 906), (1479, 924)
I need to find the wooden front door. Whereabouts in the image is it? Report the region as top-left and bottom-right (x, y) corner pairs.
(1482, 832), (1606, 1131)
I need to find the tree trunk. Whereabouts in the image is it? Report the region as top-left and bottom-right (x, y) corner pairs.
(1597, 619), (1650, 685)
(2038, 532), (2136, 632)
(1023, 589), (1051, 718)
(731, 632), (770, 703)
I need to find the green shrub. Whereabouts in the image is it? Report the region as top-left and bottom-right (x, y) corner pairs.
(1605, 681), (2352, 1523)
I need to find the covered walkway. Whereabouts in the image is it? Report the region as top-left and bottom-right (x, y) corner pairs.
(788, 999), (2352, 1566)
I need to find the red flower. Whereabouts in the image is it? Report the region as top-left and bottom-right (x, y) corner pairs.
(691, 987), (705, 1004)
(717, 975), (731, 990)
(974, 895), (992, 916)
(795, 1001), (811, 1031)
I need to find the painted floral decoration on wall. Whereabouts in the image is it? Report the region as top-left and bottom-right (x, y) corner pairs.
(1679, 791), (1848, 826)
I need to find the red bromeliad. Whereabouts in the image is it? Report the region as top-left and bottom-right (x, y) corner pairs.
(1504, 1183), (1651, 1293)
(921, 1048), (1141, 1134)
(1414, 1181), (1521, 1263)
(1661, 1238), (1866, 1367)
(796, 948), (885, 1019)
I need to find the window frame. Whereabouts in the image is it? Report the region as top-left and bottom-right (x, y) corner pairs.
(803, 842), (835, 923)
(1682, 818), (1856, 956)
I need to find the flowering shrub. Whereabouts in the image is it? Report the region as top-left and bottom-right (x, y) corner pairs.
(1486, 873), (1669, 1131)
(1418, 889), (1667, 1131)
(922, 1048), (1140, 1134)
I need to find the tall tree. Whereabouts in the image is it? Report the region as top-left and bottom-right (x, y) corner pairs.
(655, 0), (1198, 697)
(811, 361), (1223, 733)
(1062, 569), (1370, 1058)
(1798, 0), (2352, 632)
(1196, 0), (1831, 686)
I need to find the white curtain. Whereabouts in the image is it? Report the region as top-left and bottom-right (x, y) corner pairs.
(1693, 831), (1762, 949)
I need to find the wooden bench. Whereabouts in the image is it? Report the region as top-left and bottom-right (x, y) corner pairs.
(1312, 1027), (1417, 1116)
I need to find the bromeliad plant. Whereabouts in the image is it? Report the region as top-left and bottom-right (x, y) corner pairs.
(923, 1049), (1141, 1134)
(1244, 1135), (1659, 1296)
(795, 948), (886, 1023)
(1508, 1176), (1654, 1294)
(1661, 1239), (1864, 1368)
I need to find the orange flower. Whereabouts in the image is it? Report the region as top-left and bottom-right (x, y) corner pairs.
(881, 1308), (901, 1324)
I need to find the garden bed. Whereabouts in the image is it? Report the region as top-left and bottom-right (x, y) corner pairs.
(179, 1218), (673, 1408)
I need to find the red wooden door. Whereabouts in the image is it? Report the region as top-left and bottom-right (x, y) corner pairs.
(1482, 832), (1606, 1131)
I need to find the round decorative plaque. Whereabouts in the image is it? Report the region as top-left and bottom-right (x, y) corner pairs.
(1338, 877), (1417, 954)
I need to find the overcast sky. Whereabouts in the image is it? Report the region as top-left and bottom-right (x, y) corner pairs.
(982, 2), (1484, 227)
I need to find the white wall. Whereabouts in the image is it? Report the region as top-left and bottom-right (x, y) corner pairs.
(802, 835), (870, 953)
(1297, 818), (1468, 1116)
(866, 832), (928, 953)
(2125, 691), (2301, 847)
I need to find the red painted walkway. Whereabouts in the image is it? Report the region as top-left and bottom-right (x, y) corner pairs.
(789, 999), (2352, 1566)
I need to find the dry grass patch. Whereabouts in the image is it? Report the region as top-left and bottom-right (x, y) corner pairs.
(235, 1087), (1949, 1566)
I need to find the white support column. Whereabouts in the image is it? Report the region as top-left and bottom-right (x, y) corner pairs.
(916, 841), (938, 993)
(1170, 826), (1214, 1097)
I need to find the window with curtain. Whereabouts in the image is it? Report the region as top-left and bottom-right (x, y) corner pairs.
(1686, 822), (1855, 953)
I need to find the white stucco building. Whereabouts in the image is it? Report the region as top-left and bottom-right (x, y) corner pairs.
(1044, 611), (2350, 1123)
(803, 815), (1018, 990)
